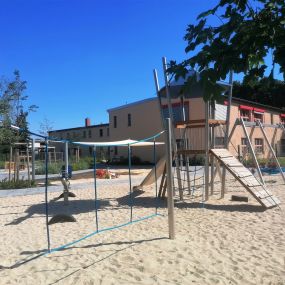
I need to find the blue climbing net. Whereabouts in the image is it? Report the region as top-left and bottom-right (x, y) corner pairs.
(17, 128), (165, 254)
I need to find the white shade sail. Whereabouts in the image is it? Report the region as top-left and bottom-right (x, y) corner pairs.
(73, 139), (164, 147)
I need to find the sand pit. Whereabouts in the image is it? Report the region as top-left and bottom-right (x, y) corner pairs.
(0, 172), (284, 284)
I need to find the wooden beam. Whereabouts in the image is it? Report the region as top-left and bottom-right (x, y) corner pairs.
(175, 119), (227, 129)
(176, 149), (205, 155)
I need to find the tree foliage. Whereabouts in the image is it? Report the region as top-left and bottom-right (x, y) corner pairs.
(168, 0), (285, 101)
(233, 77), (285, 109)
(38, 117), (54, 137)
(0, 70), (37, 146)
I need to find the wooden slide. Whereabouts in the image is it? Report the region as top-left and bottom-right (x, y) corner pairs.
(210, 148), (281, 208)
(135, 156), (166, 189)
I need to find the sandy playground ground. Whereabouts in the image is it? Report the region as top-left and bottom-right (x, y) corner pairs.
(0, 170), (285, 285)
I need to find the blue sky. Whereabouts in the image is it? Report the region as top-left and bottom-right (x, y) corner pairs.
(0, 0), (277, 132)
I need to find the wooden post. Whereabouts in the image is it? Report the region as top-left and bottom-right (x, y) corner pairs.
(221, 70), (234, 196)
(204, 101), (210, 201)
(238, 145), (241, 162)
(26, 143), (31, 184)
(15, 148), (20, 182)
(210, 102), (215, 196)
(162, 57), (183, 200)
(165, 118), (175, 240)
(9, 146), (13, 182)
(32, 138), (35, 181)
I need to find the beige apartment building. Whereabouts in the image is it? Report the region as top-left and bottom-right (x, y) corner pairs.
(49, 90), (285, 163)
(49, 118), (110, 159)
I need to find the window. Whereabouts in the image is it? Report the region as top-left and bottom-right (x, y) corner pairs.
(281, 139), (285, 154)
(241, 137), (248, 155)
(240, 109), (251, 121)
(128, 113), (131, 127)
(114, 146), (118, 155)
(255, 138), (264, 154)
(107, 128), (109, 136)
(88, 130), (92, 138)
(253, 112), (263, 122)
(83, 131), (86, 138)
(253, 108), (264, 122)
(99, 129), (103, 137)
(162, 102), (189, 123)
(114, 116), (117, 128)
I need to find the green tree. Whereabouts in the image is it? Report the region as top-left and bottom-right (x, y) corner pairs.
(168, 0), (285, 101)
(38, 117), (54, 137)
(0, 70), (37, 146)
(233, 78), (285, 108)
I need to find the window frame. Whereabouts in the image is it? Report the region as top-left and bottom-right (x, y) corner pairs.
(114, 116), (117, 128)
(128, 113), (131, 127)
(254, 138), (264, 154)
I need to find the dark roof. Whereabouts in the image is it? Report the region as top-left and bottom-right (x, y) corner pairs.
(49, 123), (109, 133)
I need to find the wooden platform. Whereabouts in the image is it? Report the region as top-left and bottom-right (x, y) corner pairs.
(176, 119), (226, 129)
(210, 148), (281, 209)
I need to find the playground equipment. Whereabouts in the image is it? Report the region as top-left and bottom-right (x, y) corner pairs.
(9, 123), (173, 253)
(48, 142), (77, 225)
(150, 57), (281, 209)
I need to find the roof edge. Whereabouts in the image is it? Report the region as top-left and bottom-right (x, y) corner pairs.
(107, 97), (157, 113)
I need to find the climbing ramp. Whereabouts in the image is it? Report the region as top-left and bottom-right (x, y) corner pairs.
(210, 148), (281, 209)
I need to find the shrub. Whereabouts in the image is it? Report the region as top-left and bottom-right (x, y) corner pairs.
(0, 178), (37, 190)
(0, 161), (5, 169)
(35, 162), (62, 175)
(188, 155), (205, 166)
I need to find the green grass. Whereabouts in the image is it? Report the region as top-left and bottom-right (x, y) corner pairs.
(0, 161), (4, 169)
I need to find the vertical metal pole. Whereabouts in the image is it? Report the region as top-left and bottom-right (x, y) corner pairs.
(26, 142), (31, 184)
(44, 137), (51, 252)
(153, 139), (158, 215)
(221, 70), (234, 196)
(224, 71), (234, 147)
(162, 57), (183, 200)
(165, 118), (175, 239)
(32, 138), (35, 181)
(204, 101), (210, 201)
(257, 120), (285, 183)
(65, 142), (69, 175)
(64, 142), (69, 204)
(153, 69), (166, 130)
(210, 102), (215, 195)
(93, 146), (99, 232)
(128, 145), (133, 222)
(185, 138), (191, 195)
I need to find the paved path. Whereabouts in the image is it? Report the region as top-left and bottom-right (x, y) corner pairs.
(0, 175), (144, 198)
